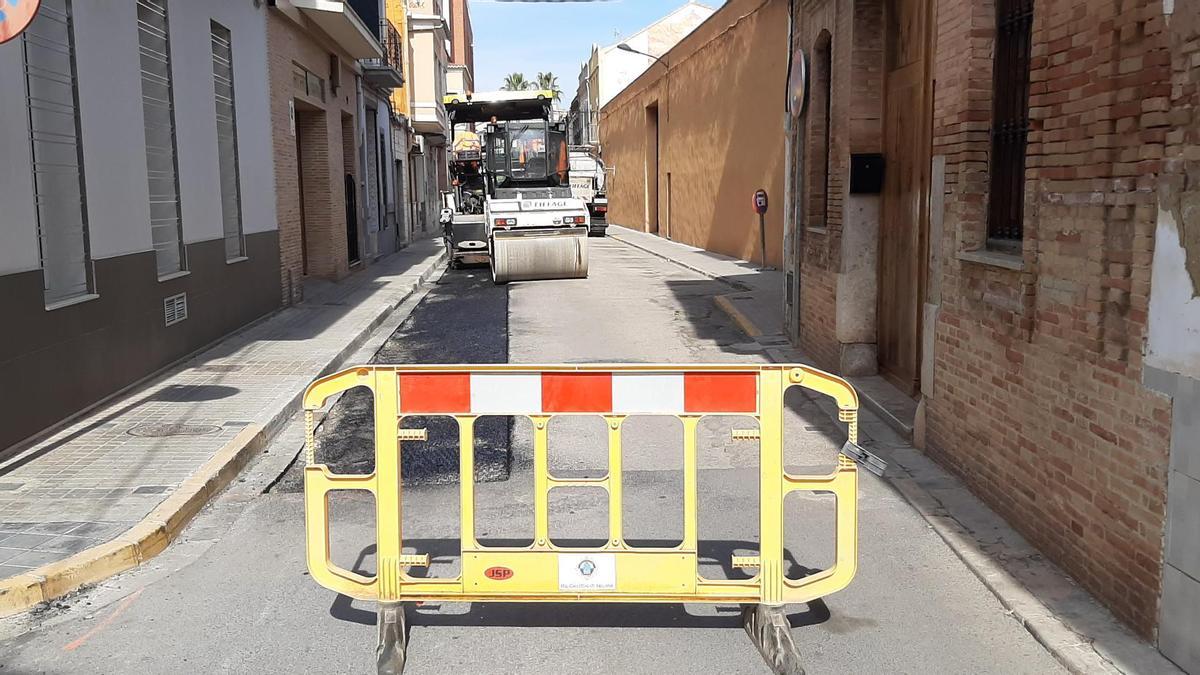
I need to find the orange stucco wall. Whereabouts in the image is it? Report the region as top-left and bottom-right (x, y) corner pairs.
(600, 0), (789, 267)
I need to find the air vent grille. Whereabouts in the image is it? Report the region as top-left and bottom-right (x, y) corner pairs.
(164, 293), (187, 326)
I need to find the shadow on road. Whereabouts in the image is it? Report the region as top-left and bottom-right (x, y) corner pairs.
(274, 269), (510, 492)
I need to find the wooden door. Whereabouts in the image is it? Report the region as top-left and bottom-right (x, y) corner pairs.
(877, 0), (933, 395)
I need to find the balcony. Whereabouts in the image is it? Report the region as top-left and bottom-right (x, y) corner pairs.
(290, 0), (383, 60)
(362, 19), (404, 89)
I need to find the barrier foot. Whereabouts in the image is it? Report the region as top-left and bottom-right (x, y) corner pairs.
(376, 602), (409, 675)
(742, 604), (805, 675)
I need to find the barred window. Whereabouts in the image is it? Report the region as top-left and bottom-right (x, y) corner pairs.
(805, 31), (832, 230)
(137, 0), (185, 276)
(211, 21), (244, 260)
(987, 0), (1034, 249)
(24, 0), (94, 306)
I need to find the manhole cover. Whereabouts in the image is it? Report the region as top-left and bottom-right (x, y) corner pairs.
(127, 423), (222, 438)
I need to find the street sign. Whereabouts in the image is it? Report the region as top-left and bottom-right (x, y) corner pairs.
(0, 0), (40, 45)
(754, 189), (769, 268)
(753, 188), (769, 215)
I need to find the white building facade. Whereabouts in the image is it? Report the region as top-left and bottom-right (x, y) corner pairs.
(0, 0), (280, 453)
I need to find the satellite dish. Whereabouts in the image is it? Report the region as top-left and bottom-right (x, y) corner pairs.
(788, 48), (808, 118)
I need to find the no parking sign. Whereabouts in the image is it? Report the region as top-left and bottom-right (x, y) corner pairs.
(0, 0), (40, 45)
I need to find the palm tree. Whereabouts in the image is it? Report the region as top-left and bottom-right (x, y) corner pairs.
(536, 72), (562, 102)
(502, 72), (532, 91)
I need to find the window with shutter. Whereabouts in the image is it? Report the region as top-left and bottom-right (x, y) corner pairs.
(137, 0), (185, 276)
(211, 21), (244, 260)
(23, 0), (94, 306)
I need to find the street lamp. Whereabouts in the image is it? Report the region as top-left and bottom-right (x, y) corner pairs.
(617, 42), (671, 238)
(616, 42), (665, 66)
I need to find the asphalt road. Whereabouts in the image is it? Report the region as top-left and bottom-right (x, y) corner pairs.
(0, 238), (1063, 674)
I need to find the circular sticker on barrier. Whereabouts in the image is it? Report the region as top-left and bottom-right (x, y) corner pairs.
(0, 0), (41, 45)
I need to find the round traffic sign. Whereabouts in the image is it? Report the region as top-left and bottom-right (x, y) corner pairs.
(788, 48), (808, 118)
(0, 0), (40, 45)
(753, 189), (769, 215)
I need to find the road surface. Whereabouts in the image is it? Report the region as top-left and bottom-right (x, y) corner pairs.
(0, 238), (1062, 674)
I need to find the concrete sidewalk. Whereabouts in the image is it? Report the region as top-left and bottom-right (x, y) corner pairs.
(605, 224), (1178, 675)
(607, 224), (788, 340)
(0, 240), (446, 612)
(607, 224), (919, 435)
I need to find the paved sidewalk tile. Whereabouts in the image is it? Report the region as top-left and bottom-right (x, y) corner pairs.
(0, 239), (446, 581)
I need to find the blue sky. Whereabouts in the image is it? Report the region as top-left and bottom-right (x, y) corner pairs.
(469, 0), (723, 96)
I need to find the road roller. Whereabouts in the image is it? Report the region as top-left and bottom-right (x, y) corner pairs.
(443, 91), (590, 284)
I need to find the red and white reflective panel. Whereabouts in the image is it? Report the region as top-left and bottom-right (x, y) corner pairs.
(397, 371), (758, 415)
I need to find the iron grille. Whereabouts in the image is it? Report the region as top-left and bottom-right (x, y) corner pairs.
(987, 0), (1034, 246)
(137, 0), (186, 276)
(211, 21), (245, 261)
(363, 19), (403, 76)
(23, 0), (95, 305)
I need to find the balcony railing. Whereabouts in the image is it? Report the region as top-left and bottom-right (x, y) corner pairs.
(362, 19), (404, 89)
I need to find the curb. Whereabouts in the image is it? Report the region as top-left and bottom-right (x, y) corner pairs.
(0, 424), (265, 618)
(0, 246), (447, 619)
(607, 231), (768, 342)
(714, 293), (764, 338)
(607, 230), (752, 291)
(884, 472), (1123, 674)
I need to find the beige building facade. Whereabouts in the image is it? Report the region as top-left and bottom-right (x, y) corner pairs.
(600, 0), (788, 266)
(267, 1), (388, 301)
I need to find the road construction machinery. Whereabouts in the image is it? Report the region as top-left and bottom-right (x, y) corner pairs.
(441, 90), (590, 283)
(568, 147), (609, 236)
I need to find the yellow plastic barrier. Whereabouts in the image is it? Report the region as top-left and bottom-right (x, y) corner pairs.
(303, 364), (862, 607)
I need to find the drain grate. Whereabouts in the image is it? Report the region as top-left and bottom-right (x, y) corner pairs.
(127, 423), (223, 438)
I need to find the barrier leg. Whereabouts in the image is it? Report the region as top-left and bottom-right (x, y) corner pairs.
(743, 604), (804, 675)
(376, 601), (408, 675)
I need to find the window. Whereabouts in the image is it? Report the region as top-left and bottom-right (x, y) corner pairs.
(211, 21), (244, 260)
(805, 31), (833, 230)
(24, 0), (93, 306)
(987, 0), (1034, 248)
(137, 0), (185, 276)
(377, 131), (387, 230)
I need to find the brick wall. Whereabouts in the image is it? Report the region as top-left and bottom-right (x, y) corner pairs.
(927, 0), (1175, 636)
(790, 0), (879, 371)
(267, 11), (360, 300)
(782, 0), (1181, 637)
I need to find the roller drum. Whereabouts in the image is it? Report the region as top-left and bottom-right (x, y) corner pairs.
(490, 228), (590, 284)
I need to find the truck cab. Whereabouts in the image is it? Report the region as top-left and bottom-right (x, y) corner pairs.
(568, 148), (608, 236)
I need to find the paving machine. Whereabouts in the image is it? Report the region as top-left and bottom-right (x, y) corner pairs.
(442, 90), (590, 284)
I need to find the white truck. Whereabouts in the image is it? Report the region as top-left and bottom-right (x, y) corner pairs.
(568, 148), (609, 236)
